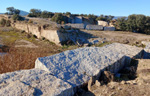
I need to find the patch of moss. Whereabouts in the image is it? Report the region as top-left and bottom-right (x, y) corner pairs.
(95, 42), (112, 47)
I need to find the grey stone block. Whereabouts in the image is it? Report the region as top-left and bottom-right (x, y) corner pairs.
(0, 69), (74, 96)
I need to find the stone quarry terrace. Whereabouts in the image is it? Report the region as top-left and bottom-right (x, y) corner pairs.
(0, 43), (148, 96)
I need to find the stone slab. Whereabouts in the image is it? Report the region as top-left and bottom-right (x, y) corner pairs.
(0, 69), (74, 96)
(35, 43), (143, 87)
(85, 25), (103, 30)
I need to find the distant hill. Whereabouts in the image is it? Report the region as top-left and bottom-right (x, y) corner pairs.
(19, 10), (29, 16)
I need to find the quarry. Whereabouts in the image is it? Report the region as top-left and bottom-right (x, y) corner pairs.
(0, 14), (150, 96)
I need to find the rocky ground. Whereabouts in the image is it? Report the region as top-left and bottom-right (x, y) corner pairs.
(79, 59), (150, 96)
(83, 30), (150, 45)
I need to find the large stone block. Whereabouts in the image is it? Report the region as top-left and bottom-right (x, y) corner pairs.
(0, 69), (74, 96)
(98, 21), (109, 27)
(35, 43), (143, 87)
(85, 25), (103, 30)
(66, 24), (85, 29)
(104, 27), (115, 31)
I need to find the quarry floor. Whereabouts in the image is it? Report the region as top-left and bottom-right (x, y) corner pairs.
(82, 30), (150, 45)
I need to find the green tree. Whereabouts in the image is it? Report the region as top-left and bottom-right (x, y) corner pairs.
(51, 13), (65, 24)
(88, 14), (97, 20)
(28, 9), (42, 17)
(115, 17), (127, 31)
(96, 15), (106, 21)
(96, 15), (114, 22)
(0, 18), (6, 26)
(127, 14), (137, 32)
(7, 7), (15, 15)
(144, 16), (150, 34)
(6, 7), (20, 15)
(65, 12), (71, 16)
(6, 20), (11, 27)
(41, 11), (54, 18)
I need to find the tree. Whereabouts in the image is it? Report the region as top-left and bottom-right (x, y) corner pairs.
(0, 18), (6, 27)
(7, 7), (15, 15)
(65, 12), (71, 16)
(115, 17), (127, 31)
(144, 16), (150, 34)
(96, 15), (106, 21)
(51, 13), (65, 24)
(135, 15), (146, 32)
(88, 14), (97, 20)
(115, 14), (150, 34)
(41, 11), (54, 18)
(28, 9), (42, 17)
(6, 7), (20, 15)
(96, 15), (114, 22)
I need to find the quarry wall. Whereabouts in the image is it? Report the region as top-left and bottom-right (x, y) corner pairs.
(11, 22), (71, 45)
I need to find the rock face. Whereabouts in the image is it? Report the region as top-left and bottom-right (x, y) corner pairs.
(66, 24), (85, 29)
(11, 22), (77, 46)
(98, 21), (109, 27)
(35, 43), (143, 88)
(141, 41), (150, 59)
(0, 69), (74, 96)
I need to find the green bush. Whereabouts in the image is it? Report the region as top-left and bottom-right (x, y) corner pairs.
(51, 13), (65, 24)
(0, 18), (6, 27)
(115, 14), (150, 34)
(12, 14), (24, 21)
(6, 20), (11, 27)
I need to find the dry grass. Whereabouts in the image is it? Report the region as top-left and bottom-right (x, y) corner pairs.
(0, 47), (48, 74)
(0, 45), (79, 74)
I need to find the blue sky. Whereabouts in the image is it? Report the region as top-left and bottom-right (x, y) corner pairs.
(0, 0), (150, 16)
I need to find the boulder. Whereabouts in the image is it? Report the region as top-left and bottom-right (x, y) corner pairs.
(0, 69), (74, 96)
(35, 43), (143, 88)
(98, 21), (109, 27)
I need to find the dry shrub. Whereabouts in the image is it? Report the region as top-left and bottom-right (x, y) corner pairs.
(0, 47), (47, 74)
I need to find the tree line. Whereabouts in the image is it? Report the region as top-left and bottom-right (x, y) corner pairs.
(115, 14), (150, 34)
(4, 7), (114, 24)
(27, 9), (114, 24)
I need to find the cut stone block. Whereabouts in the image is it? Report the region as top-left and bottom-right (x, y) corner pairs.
(35, 43), (143, 87)
(0, 69), (74, 96)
